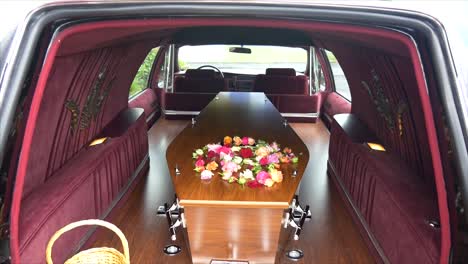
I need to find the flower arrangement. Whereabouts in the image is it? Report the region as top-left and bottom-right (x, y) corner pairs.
(192, 136), (298, 188)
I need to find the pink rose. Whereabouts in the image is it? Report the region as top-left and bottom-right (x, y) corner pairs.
(248, 137), (256, 146)
(222, 161), (239, 173)
(256, 171), (271, 184)
(242, 137), (249, 145)
(195, 159), (205, 167)
(200, 170), (214, 180)
(207, 144), (222, 153)
(219, 146), (231, 155)
(267, 153), (279, 164)
(270, 142), (280, 152)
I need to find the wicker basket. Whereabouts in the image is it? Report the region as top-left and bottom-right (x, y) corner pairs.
(46, 219), (130, 264)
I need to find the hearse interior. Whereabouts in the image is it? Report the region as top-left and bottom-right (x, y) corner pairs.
(0, 3), (467, 264)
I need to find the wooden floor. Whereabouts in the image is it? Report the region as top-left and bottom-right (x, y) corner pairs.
(90, 118), (374, 263)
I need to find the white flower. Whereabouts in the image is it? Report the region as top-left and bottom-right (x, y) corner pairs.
(222, 171), (232, 180)
(243, 159), (254, 165)
(271, 142), (280, 152)
(240, 169), (254, 179)
(200, 170), (213, 180)
(195, 149), (204, 156)
(231, 146), (241, 152)
(222, 154), (233, 161)
(233, 156), (243, 164)
(266, 145), (274, 153)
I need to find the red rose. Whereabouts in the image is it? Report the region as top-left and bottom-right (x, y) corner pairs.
(259, 157), (269, 166)
(247, 180), (263, 188)
(239, 148), (253, 158)
(207, 151), (217, 160)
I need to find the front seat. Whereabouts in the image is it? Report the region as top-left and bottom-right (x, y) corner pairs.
(174, 69), (225, 93)
(254, 68), (308, 95)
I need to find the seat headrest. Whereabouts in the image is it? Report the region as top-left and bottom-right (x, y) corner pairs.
(265, 68), (296, 76)
(185, 69), (217, 79)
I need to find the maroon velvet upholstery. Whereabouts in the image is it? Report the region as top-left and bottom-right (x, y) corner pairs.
(22, 43), (152, 199)
(324, 33), (442, 263)
(174, 69), (225, 93)
(329, 45), (435, 188)
(128, 88), (160, 128)
(184, 69), (217, 79)
(322, 92), (351, 117)
(267, 93), (321, 122)
(328, 114), (440, 264)
(321, 92), (351, 128)
(164, 91), (216, 112)
(265, 68), (296, 76)
(19, 109), (148, 263)
(269, 94), (321, 113)
(254, 74), (308, 95)
(16, 37), (152, 263)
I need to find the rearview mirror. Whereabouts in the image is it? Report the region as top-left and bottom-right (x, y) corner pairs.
(229, 47), (252, 54)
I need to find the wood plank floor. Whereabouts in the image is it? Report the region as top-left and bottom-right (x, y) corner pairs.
(90, 118), (374, 263)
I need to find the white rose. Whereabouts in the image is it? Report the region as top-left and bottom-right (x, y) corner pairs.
(240, 169), (254, 179)
(231, 146), (241, 152)
(222, 171), (232, 180)
(243, 159), (254, 165)
(223, 154), (233, 161)
(200, 170), (214, 180)
(233, 156), (243, 164)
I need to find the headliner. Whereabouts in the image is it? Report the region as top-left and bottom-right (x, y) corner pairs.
(172, 26), (313, 46)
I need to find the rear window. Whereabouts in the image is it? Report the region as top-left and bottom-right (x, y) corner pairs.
(178, 45), (307, 75)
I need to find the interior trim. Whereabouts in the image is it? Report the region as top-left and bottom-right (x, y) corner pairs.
(165, 110), (319, 118)
(146, 111), (157, 123)
(164, 110), (199, 116)
(281, 112), (319, 118)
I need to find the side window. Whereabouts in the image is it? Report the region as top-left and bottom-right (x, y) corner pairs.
(157, 45), (175, 91)
(314, 51), (326, 92)
(325, 50), (351, 101)
(129, 47), (159, 98)
(157, 61), (166, 89)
